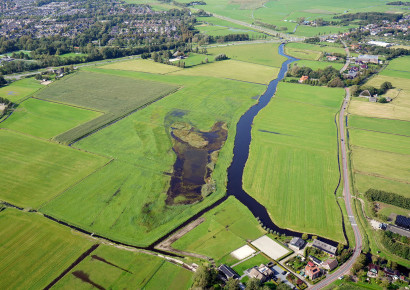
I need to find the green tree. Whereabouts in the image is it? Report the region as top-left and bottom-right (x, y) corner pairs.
(378, 97), (388, 103)
(302, 233), (308, 240)
(225, 278), (240, 290)
(246, 278), (261, 290)
(192, 266), (211, 288)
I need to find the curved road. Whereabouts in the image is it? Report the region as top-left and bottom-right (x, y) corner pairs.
(311, 88), (363, 289)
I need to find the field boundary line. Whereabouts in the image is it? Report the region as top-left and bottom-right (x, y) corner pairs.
(31, 96), (106, 114)
(348, 126), (410, 138)
(353, 170), (410, 186)
(350, 144), (410, 156)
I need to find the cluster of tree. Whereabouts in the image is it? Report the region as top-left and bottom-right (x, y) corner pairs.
(364, 188), (409, 210)
(287, 65), (345, 87)
(0, 75), (7, 87)
(351, 254), (368, 275)
(0, 97), (11, 105)
(334, 12), (403, 25)
(254, 21), (287, 31)
(382, 231), (410, 260)
(386, 1), (410, 5)
(214, 53), (228, 61)
(304, 37), (320, 44)
(358, 45), (410, 61)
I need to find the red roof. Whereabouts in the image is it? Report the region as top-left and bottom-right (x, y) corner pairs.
(307, 261), (315, 267)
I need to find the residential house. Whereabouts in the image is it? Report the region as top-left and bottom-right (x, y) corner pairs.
(384, 268), (400, 280)
(357, 55), (379, 64)
(289, 237), (306, 251)
(248, 264), (274, 282)
(308, 255), (322, 266)
(367, 264), (380, 278)
(326, 55), (338, 61)
(298, 75), (309, 83)
(322, 259), (338, 271)
(312, 239), (337, 257)
(218, 265), (239, 280)
(305, 261), (321, 280)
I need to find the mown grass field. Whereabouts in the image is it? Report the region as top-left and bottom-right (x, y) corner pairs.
(354, 174), (410, 198)
(196, 24), (266, 39)
(172, 196), (265, 264)
(99, 59), (182, 74)
(285, 43), (346, 61)
(293, 59), (344, 70)
(35, 71), (178, 143)
(207, 43), (286, 67)
(0, 208), (93, 289)
(294, 25), (355, 37)
(243, 82), (345, 242)
(383, 56), (410, 73)
(348, 115), (410, 136)
(53, 245), (193, 289)
(0, 98), (101, 139)
(0, 77), (43, 103)
(170, 59), (279, 84)
(0, 130), (108, 209)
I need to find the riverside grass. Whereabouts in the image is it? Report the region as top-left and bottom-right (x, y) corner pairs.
(0, 98), (101, 139)
(35, 71), (178, 144)
(0, 130), (108, 209)
(0, 208), (93, 289)
(243, 82), (345, 243)
(41, 66), (267, 247)
(54, 245), (193, 289)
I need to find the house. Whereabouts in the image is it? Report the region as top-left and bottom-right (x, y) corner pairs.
(367, 264), (379, 278)
(305, 261), (321, 280)
(312, 239), (337, 257)
(249, 268), (267, 282)
(308, 255), (322, 266)
(257, 264), (273, 278)
(298, 75), (309, 83)
(326, 55), (337, 61)
(289, 237), (306, 251)
(384, 268), (400, 280)
(357, 55), (379, 64)
(322, 259), (338, 271)
(218, 265), (239, 280)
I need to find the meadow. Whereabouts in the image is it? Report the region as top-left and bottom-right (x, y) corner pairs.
(293, 59), (344, 71)
(35, 71), (178, 143)
(285, 43), (346, 61)
(172, 196), (265, 264)
(195, 23), (267, 39)
(0, 208), (93, 289)
(170, 59), (280, 84)
(0, 98), (101, 139)
(100, 59), (182, 74)
(0, 77), (43, 103)
(0, 130), (108, 209)
(294, 25), (355, 37)
(348, 115), (410, 136)
(53, 245), (193, 289)
(354, 174), (410, 198)
(232, 254), (270, 275)
(243, 82), (345, 243)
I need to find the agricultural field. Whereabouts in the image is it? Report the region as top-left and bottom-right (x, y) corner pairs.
(0, 130), (108, 209)
(53, 245), (193, 290)
(0, 98), (101, 139)
(0, 77), (43, 103)
(170, 59), (280, 84)
(172, 196), (265, 264)
(348, 115), (410, 136)
(243, 82), (345, 243)
(293, 59), (344, 70)
(207, 43), (286, 67)
(195, 24), (267, 39)
(99, 59), (182, 74)
(285, 42), (346, 61)
(0, 208), (94, 289)
(354, 174), (410, 198)
(35, 71), (178, 143)
(294, 25), (355, 37)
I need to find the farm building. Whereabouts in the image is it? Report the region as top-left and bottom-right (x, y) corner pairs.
(312, 240), (337, 256)
(305, 261), (321, 280)
(298, 75), (309, 83)
(395, 215), (410, 229)
(322, 259), (338, 271)
(289, 237), (305, 251)
(218, 264), (239, 280)
(357, 55), (379, 64)
(367, 264), (380, 278)
(308, 255), (322, 266)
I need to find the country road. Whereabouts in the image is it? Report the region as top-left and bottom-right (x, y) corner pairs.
(311, 88), (363, 289)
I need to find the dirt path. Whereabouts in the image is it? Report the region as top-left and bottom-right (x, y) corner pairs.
(155, 217), (213, 263)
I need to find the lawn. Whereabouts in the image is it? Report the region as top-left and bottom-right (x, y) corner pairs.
(0, 130), (108, 209)
(293, 59), (344, 70)
(0, 208), (94, 289)
(99, 59), (182, 74)
(243, 82), (345, 243)
(348, 115), (410, 136)
(172, 196), (265, 263)
(170, 59), (280, 84)
(232, 254), (270, 275)
(35, 71), (178, 143)
(207, 43), (286, 67)
(0, 77), (43, 103)
(0, 98), (101, 139)
(53, 245), (193, 289)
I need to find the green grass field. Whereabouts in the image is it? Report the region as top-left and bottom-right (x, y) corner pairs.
(59, 52), (88, 59)
(294, 25), (355, 37)
(0, 78), (43, 103)
(207, 43), (286, 67)
(172, 196), (265, 264)
(293, 59), (344, 70)
(53, 245), (193, 289)
(35, 71), (178, 143)
(354, 174), (410, 197)
(0, 130), (108, 209)
(378, 202), (410, 219)
(348, 115), (410, 136)
(232, 254), (270, 275)
(0, 208), (93, 289)
(243, 82), (345, 242)
(285, 43), (347, 61)
(99, 59), (182, 74)
(0, 98), (101, 139)
(170, 59), (279, 84)
(195, 24), (267, 39)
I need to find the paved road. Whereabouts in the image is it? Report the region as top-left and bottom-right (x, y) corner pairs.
(339, 40), (351, 74)
(310, 88), (363, 289)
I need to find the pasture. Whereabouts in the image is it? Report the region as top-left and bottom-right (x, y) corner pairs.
(243, 82), (345, 242)
(35, 71), (178, 143)
(207, 43), (286, 67)
(170, 59), (280, 84)
(0, 98), (100, 139)
(383, 56), (410, 72)
(294, 25), (355, 37)
(0, 130), (108, 209)
(354, 174), (410, 198)
(0, 209), (93, 289)
(0, 77), (43, 103)
(285, 43), (346, 61)
(348, 115), (410, 136)
(233, 254), (270, 275)
(195, 24), (267, 39)
(293, 59), (344, 70)
(172, 196), (265, 264)
(53, 245), (193, 289)
(99, 59), (182, 74)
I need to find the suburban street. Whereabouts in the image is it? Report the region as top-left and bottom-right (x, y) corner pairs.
(310, 88), (363, 289)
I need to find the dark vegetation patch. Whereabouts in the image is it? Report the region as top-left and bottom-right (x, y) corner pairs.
(72, 271), (105, 290)
(91, 255), (133, 273)
(365, 188), (410, 210)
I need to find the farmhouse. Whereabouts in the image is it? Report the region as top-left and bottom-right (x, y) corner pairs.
(308, 255), (322, 266)
(305, 261), (321, 280)
(289, 237), (306, 251)
(218, 264), (239, 280)
(312, 240), (337, 256)
(298, 75), (309, 83)
(249, 264), (273, 282)
(357, 54), (379, 64)
(322, 259), (338, 271)
(367, 264), (380, 278)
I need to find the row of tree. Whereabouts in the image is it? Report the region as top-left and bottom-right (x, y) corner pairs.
(364, 189), (409, 210)
(381, 231), (410, 260)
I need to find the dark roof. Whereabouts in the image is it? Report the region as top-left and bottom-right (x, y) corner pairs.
(395, 215), (410, 229)
(312, 239), (337, 255)
(290, 237), (305, 248)
(309, 255), (322, 265)
(218, 265), (239, 279)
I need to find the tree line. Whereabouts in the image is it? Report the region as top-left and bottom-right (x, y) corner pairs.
(364, 189), (410, 210)
(382, 231), (410, 260)
(286, 65), (345, 87)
